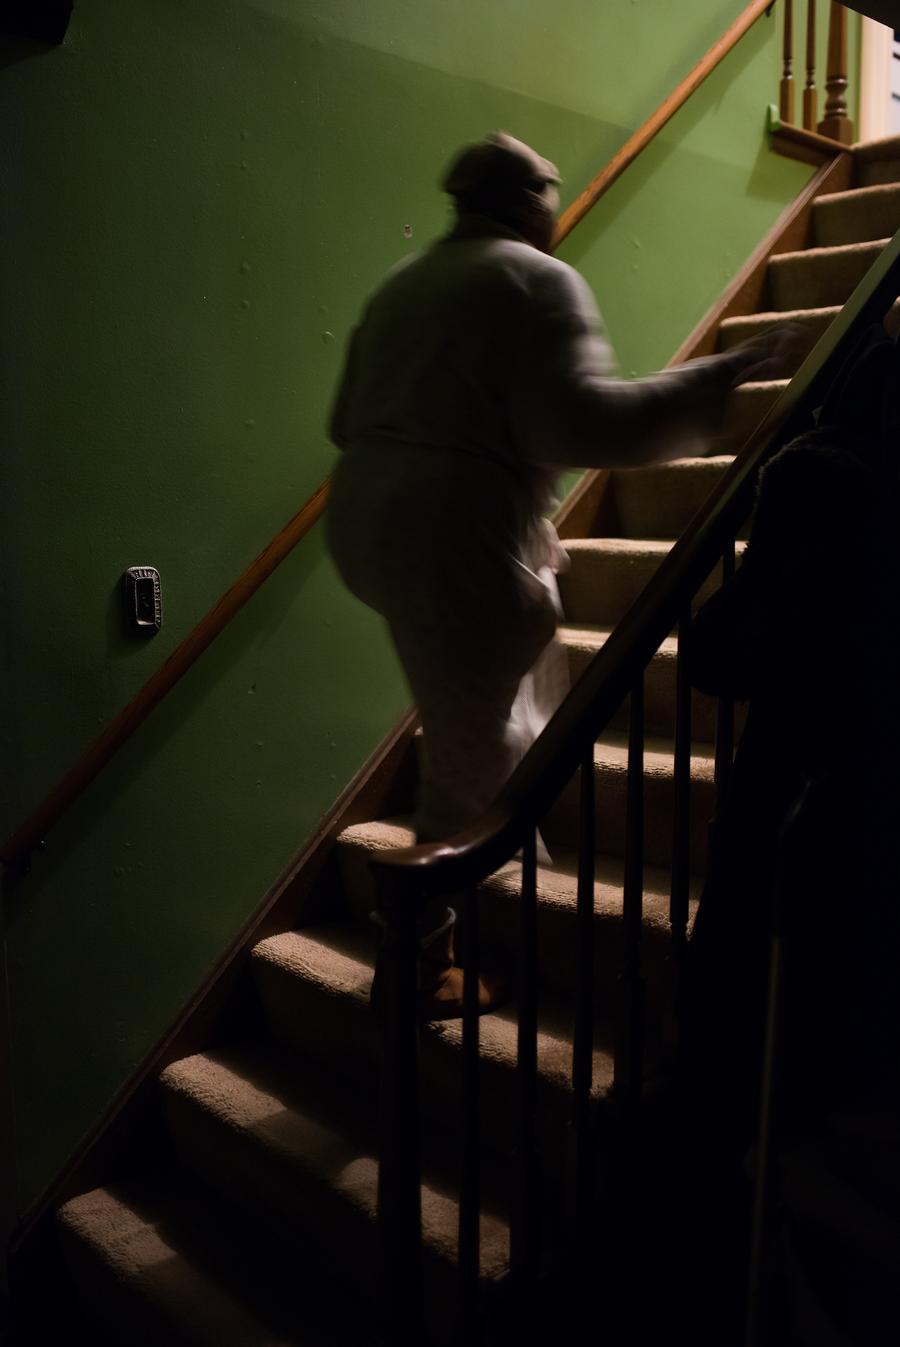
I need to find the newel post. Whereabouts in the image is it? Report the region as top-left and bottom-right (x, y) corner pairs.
(818, 2), (854, 143)
(375, 881), (426, 1346)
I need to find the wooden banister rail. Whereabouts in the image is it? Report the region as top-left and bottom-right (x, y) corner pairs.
(371, 229), (900, 901)
(553, 0), (774, 249)
(0, 0), (794, 869)
(0, 481), (330, 868)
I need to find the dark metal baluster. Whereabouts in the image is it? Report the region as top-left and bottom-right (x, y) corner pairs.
(616, 676), (645, 1119)
(670, 608), (693, 970)
(714, 542), (736, 805)
(457, 887), (482, 1342)
(376, 892), (426, 1346)
(511, 829), (540, 1294)
(571, 742), (596, 1244)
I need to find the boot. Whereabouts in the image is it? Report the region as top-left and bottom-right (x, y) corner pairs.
(369, 906), (508, 1021)
(417, 907), (508, 1021)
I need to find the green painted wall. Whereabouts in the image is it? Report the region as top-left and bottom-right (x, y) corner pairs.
(0, 0), (856, 1213)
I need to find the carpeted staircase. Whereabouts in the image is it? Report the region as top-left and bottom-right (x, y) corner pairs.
(53, 137), (900, 1345)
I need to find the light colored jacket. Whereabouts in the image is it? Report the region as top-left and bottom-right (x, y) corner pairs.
(329, 216), (739, 519)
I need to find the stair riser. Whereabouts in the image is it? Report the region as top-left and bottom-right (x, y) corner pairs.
(813, 186), (900, 248)
(56, 1232), (178, 1347)
(541, 755), (715, 872)
(767, 243), (885, 311)
(857, 156), (900, 189)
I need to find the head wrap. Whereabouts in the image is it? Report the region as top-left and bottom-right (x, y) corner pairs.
(441, 132), (559, 214)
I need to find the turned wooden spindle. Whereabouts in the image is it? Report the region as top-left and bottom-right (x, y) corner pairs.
(780, 0), (795, 123)
(803, 0), (817, 130)
(818, 2), (854, 143)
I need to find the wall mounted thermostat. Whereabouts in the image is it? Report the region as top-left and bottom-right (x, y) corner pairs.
(123, 566), (162, 636)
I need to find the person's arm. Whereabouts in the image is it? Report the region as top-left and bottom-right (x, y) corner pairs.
(512, 259), (789, 470)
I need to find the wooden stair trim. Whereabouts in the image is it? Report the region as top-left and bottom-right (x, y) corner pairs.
(768, 106), (854, 165)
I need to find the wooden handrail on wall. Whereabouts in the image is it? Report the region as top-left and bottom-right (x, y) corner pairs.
(0, 0), (804, 870)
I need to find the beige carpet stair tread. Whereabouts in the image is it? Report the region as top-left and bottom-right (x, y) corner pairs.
(160, 1046), (510, 1286)
(592, 730), (715, 778)
(540, 733), (717, 869)
(609, 455), (734, 539)
(768, 237), (890, 269)
(560, 535), (746, 626)
(718, 304), (839, 349)
(252, 921), (617, 1102)
(812, 182), (900, 247)
(57, 1178), (325, 1346)
(559, 619), (740, 752)
(767, 238), (889, 310)
(335, 818), (701, 916)
(719, 299), (900, 348)
(334, 818), (701, 989)
(336, 727), (716, 884)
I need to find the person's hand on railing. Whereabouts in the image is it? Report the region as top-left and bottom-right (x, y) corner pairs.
(726, 321), (812, 387)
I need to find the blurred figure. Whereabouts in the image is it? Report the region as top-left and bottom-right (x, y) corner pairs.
(327, 131), (791, 1018)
